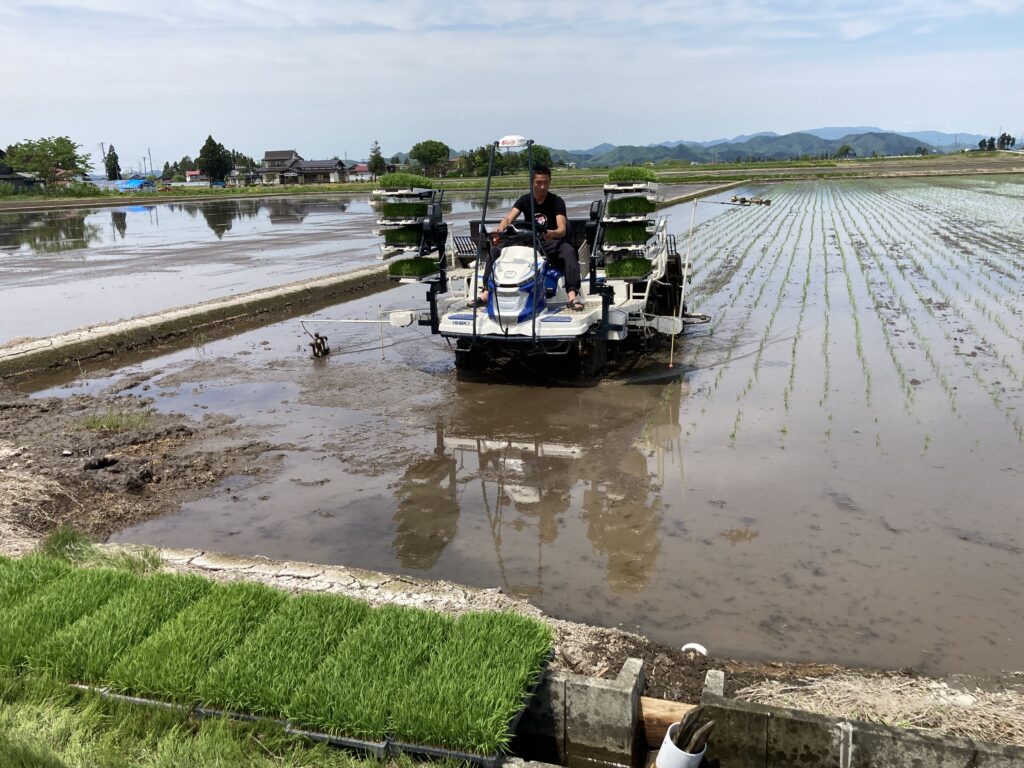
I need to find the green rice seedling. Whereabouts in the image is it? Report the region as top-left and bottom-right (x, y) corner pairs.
(201, 592), (370, 716)
(388, 257), (440, 278)
(0, 554), (71, 610)
(381, 201), (428, 219)
(383, 226), (422, 246)
(391, 611), (552, 755)
(606, 196), (655, 216)
(108, 581), (286, 703)
(603, 223), (651, 245)
(377, 173), (433, 190)
(81, 409), (151, 433)
(37, 526), (162, 575)
(0, 566), (137, 670)
(607, 167), (656, 183)
(288, 604), (453, 741)
(605, 258), (653, 279)
(27, 572), (213, 683)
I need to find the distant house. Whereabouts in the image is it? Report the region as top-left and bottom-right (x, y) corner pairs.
(347, 162), (372, 182)
(115, 178), (156, 192)
(255, 150), (348, 185)
(0, 149), (40, 191)
(184, 169), (209, 186)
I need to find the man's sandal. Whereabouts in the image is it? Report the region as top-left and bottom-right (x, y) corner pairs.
(568, 298), (585, 312)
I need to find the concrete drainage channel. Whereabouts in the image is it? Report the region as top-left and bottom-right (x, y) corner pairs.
(516, 662), (1024, 768)
(0, 265), (390, 382)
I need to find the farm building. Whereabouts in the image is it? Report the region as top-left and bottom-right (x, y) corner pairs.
(255, 151), (348, 185)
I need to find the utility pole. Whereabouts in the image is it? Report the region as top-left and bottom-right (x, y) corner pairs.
(148, 147), (154, 177)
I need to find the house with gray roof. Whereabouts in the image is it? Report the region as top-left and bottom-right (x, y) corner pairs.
(255, 150), (348, 185)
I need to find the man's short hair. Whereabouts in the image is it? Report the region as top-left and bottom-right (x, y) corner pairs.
(532, 163), (552, 177)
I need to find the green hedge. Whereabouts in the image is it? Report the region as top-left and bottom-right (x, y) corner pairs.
(607, 167), (656, 183)
(605, 258), (654, 278)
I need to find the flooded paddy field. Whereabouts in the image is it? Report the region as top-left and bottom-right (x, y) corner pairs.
(13, 176), (1024, 678)
(0, 186), (712, 345)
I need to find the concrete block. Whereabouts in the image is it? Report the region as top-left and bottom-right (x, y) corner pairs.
(700, 693), (770, 768)
(514, 669), (567, 765)
(765, 706), (844, 767)
(853, 720), (1024, 768)
(566, 657), (645, 768)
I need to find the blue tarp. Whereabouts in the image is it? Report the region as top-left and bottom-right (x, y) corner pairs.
(115, 179), (155, 192)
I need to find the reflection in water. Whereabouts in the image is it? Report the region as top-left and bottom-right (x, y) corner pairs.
(0, 211), (102, 254)
(392, 383), (685, 594)
(111, 210), (127, 239)
(393, 427), (459, 569)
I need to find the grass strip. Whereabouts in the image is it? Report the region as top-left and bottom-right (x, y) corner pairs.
(608, 167), (656, 183)
(378, 173), (433, 190)
(288, 604), (453, 741)
(388, 257), (440, 277)
(108, 581), (287, 703)
(381, 201), (428, 218)
(391, 611), (552, 755)
(0, 671), (398, 768)
(606, 196), (656, 215)
(201, 592), (371, 716)
(605, 258), (654, 279)
(0, 554), (71, 610)
(383, 226), (423, 246)
(27, 572), (214, 683)
(81, 409), (151, 433)
(0, 567), (138, 670)
(603, 223), (652, 244)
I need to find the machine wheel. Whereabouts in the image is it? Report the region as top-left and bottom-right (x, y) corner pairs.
(454, 340), (487, 376)
(578, 337), (607, 378)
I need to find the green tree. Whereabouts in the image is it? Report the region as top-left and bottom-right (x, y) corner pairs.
(4, 136), (92, 189)
(104, 145), (122, 180)
(367, 141), (387, 179)
(409, 139), (451, 176)
(836, 144), (853, 158)
(986, 137), (996, 151)
(196, 135), (233, 182)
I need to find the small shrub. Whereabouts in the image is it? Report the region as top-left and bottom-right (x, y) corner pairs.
(388, 258), (439, 277)
(0, 182), (16, 198)
(81, 409), (150, 433)
(606, 196), (656, 215)
(605, 258), (654, 278)
(607, 167), (656, 183)
(377, 173), (433, 190)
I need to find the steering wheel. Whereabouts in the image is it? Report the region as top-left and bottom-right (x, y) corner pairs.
(491, 222), (544, 247)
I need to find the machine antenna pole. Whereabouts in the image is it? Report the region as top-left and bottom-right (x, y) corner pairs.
(668, 198), (697, 369)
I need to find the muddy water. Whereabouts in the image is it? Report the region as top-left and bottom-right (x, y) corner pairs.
(26, 177), (1024, 677)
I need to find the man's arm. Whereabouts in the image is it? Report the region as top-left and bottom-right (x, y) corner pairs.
(546, 213), (568, 241)
(496, 206), (522, 233)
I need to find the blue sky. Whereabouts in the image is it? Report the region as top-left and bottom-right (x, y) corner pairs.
(2, 0), (1022, 173)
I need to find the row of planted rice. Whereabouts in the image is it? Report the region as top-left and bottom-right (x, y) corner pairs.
(0, 554), (552, 756)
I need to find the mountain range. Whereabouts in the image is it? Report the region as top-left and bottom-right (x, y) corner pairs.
(555, 127), (988, 167)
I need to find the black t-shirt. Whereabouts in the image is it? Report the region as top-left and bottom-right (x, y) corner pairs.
(513, 192), (566, 233)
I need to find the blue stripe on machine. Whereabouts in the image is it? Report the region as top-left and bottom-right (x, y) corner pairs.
(448, 314), (476, 320)
(541, 316), (574, 323)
